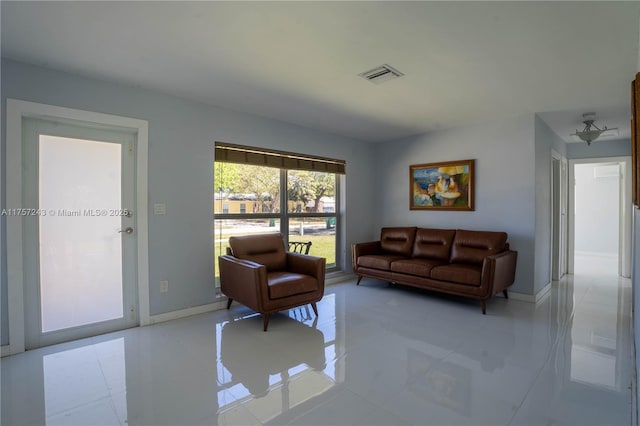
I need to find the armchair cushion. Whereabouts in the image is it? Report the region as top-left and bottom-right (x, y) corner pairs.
(267, 272), (318, 299)
(229, 233), (287, 271)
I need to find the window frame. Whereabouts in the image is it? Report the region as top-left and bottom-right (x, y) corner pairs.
(214, 165), (342, 273)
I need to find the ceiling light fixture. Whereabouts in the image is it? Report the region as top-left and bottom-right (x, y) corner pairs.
(571, 113), (618, 145)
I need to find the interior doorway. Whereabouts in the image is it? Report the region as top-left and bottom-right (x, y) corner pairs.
(5, 99), (150, 356)
(568, 157), (632, 277)
(22, 118), (139, 349)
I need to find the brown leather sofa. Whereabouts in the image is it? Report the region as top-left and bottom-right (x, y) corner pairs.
(219, 233), (326, 331)
(352, 227), (517, 314)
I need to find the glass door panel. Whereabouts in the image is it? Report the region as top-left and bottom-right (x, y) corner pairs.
(39, 135), (124, 332)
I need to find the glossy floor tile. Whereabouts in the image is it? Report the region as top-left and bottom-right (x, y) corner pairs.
(2, 262), (634, 425)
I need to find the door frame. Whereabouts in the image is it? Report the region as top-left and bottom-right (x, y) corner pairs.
(567, 156), (632, 277)
(4, 99), (150, 356)
(550, 150), (568, 281)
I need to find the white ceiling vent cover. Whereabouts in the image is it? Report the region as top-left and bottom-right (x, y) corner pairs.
(358, 64), (404, 84)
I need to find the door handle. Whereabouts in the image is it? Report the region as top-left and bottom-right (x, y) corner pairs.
(118, 227), (134, 234)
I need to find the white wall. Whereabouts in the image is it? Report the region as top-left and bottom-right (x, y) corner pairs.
(574, 163), (620, 255)
(0, 59), (378, 342)
(374, 114), (537, 295)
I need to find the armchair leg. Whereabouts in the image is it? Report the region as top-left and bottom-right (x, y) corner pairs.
(263, 314), (270, 332)
(503, 290), (509, 299)
(311, 302), (318, 317)
(226, 298), (233, 309)
(356, 276), (362, 285)
(481, 300), (487, 315)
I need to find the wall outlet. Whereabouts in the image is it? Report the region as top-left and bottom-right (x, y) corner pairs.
(160, 280), (169, 293)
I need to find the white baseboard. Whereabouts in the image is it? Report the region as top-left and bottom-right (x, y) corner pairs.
(575, 250), (617, 259)
(510, 281), (552, 304)
(145, 272), (354, 326)
(326, 271), (355, 285)
(1, 343), (20, 357)
(146, 300), (227, 325)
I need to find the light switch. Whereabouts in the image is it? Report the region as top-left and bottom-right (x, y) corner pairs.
(154, 203), (166, 215)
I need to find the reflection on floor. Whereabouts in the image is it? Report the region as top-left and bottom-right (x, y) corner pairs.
(2, 266), (633, 425)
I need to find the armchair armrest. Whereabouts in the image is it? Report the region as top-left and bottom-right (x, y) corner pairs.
(286, 253), (326, 290)
(481, 250), (518, 295)
(218, 255), (268, 311)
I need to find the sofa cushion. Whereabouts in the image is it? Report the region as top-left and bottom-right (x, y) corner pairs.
(380, 227), (417, 256)
(430, 263), (482, 286)
(267, 272), (317, 299)
(412, 228), (456, 260)
(391, 258), (447, 276)
(450, 230), (507, 265)
(229, 233), (287, 271)
(358, 254), (406, 271)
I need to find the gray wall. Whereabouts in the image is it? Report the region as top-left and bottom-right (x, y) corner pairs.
(0, 59), (377, 342)
(566, 138), (631, 159)
(374, 114), (537, 295)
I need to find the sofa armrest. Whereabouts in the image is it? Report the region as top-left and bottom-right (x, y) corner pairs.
(353, 241), (382, 256)
(351, 241), (382, 271)
(218, 255), (268, 310)
(482, 250), (518, 295)
(287, 252), (326, 286)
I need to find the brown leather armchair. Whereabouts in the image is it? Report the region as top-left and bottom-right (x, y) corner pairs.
(218, 233), (326, 331)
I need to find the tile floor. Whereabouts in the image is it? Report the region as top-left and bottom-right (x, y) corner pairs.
(1, 258), (634, 425)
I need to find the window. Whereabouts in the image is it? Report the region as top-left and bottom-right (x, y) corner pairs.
(214, 143), (344, 284)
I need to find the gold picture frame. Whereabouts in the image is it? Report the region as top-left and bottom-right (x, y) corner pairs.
(410, 159), (475, 211)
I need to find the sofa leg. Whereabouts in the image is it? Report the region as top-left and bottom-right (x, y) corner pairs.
(503, 290), (509, 299)
(481, 300), (487, 315)
(311, 302), (318, 317)
(356, 276), (362, 285)
(263, 314), (270, 332)
(226, 298), (233, 309)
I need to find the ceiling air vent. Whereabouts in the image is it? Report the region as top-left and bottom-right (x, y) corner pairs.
(358, 64), (404, 85)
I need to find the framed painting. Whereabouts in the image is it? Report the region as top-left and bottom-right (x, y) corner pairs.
(410, 159), (475, 211)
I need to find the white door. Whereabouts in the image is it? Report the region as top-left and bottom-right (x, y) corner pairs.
(23, 118), (138, 349)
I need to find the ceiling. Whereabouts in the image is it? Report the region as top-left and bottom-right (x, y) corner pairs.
(2, 1), (639, 144)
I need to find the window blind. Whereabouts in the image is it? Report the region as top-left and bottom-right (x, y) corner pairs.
(215, 142), (346, 174)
